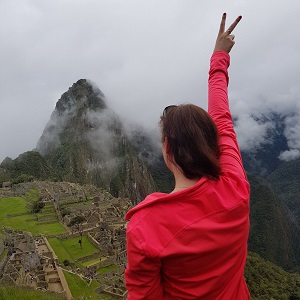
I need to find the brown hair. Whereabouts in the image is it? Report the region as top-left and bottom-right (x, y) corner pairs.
(160, 104), (221, 180)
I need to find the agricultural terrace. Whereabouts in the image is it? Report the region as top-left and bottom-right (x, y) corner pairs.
(0, 196), (66, 235)
(48, 236), (101, 268)
(63, 271), (104, 300)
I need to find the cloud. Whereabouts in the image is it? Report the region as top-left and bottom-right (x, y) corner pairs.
(230, 84), (300, 159)
(278, 110), (300, 161)
(234, 113), (274, 152)
(1, 0), (300, 162)
(85, 109), (121, 161)
(284, 111), (300, 149)
(279, 149), (300, 162)
(87, 82), (127, 172)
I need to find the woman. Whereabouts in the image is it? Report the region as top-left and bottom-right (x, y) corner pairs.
(125, 14), (250, 299)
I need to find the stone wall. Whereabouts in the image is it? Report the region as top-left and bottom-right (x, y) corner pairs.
(56, 267), (73, 300)
(77, 252), (102, 263)
(87, 232), (101, 250)
(43, 237), (73, 299)
(88, 257), (114, 270)
(0, 250), (9, 273)
(0, 237), (4, 254)
(43, 237), (58, 262)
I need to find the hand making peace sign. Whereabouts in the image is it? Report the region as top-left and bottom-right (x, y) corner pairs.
(214, 13), (242, 53)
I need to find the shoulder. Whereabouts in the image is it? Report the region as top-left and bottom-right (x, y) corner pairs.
(126, 202), (175, 257)
(211, 170), (250, 207)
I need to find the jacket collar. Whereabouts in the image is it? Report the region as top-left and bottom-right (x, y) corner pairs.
(125, 176), (209, 220)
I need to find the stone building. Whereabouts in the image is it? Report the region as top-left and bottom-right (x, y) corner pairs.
(0, 228), (71, 299)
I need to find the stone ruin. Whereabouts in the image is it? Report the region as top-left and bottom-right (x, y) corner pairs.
(2, 181), (12, 189)
(0, 227), (72, 299)
(0, 180), (134, 299)
(102, 277), (128, 299)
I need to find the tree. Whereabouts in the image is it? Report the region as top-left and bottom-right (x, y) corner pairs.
(68, 216), (86, 249)
(31, 200), (45, 213)
(290, 294), (300, 300)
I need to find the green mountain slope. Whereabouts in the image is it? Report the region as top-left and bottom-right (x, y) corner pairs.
(267, 158), (300, 222)
(248, 174), (300, 270)
(35, 79), (156, 203)
(245, 252), (300, 299)
(0, 151), (52, 184)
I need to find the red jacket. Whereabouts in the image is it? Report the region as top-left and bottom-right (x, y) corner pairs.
(125, 51), (250, 299)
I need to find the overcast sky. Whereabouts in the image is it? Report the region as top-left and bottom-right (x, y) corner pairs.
(1, 0), (299, 162)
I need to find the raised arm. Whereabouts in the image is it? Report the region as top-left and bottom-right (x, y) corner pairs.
(208, 14), (247, 179)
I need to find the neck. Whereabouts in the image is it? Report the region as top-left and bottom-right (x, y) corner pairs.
(171, 168), (199, 193)
(165, 155), (200, 193)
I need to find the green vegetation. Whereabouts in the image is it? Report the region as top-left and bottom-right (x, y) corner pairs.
(1, 151), (52, 184)
(48, 236), (100, 267)
(0, 197), (29, 233)
(68, 215), (86, 249)
(0, 285), (64, 300)
(31, 200), (45, 213)
(25, 188), (39, 201)
(97, 264), (118, 275)
(12, 174), (35, 184)
(245, 252), (300, 299)
(68, 216), (86, 229)
(0, 197), (66, 235)
(268, 158), (300, 212)
(48, 237), (75, 265)
(149, 156), (174, 193)
(63, 271), (100, 300)
(0, 197), (28, 216)
(248, 175), (299, 269)
(82, 257), (103, 267)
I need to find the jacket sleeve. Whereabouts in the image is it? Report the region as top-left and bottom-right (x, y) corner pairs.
(208, 51), (247, 179)
(125, 229), (163, 299)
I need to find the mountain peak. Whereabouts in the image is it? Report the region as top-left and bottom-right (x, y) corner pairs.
(55, 79), (107, 115)
(36, 79), (109, 155)
(35, 79), (156, 202)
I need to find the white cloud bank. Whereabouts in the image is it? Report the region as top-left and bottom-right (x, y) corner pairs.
(0, 0), (300, 162)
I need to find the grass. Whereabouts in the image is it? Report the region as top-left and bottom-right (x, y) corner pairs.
(0, 197), (28, 216)
(8, 215), (65, 235)
(63, 271), (100, 300)
(82, 257), (105, 267)
(0, 197), (29, 233)
(96, 265), (118, 275)
(25, 189), (39, 201)
(48, 237), (76, 265)
(61, 236), (99, 259)
(0, 285), (64, 300)
(0, 197), (66, 236)
(48, 236), (100, 267)
(60, 200), (95, 211)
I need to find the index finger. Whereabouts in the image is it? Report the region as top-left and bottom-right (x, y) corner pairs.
(218, 13), (227, 35)
(226, 15), (242, 34)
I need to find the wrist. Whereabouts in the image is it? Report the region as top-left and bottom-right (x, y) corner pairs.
(212, 50), (230, 57)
